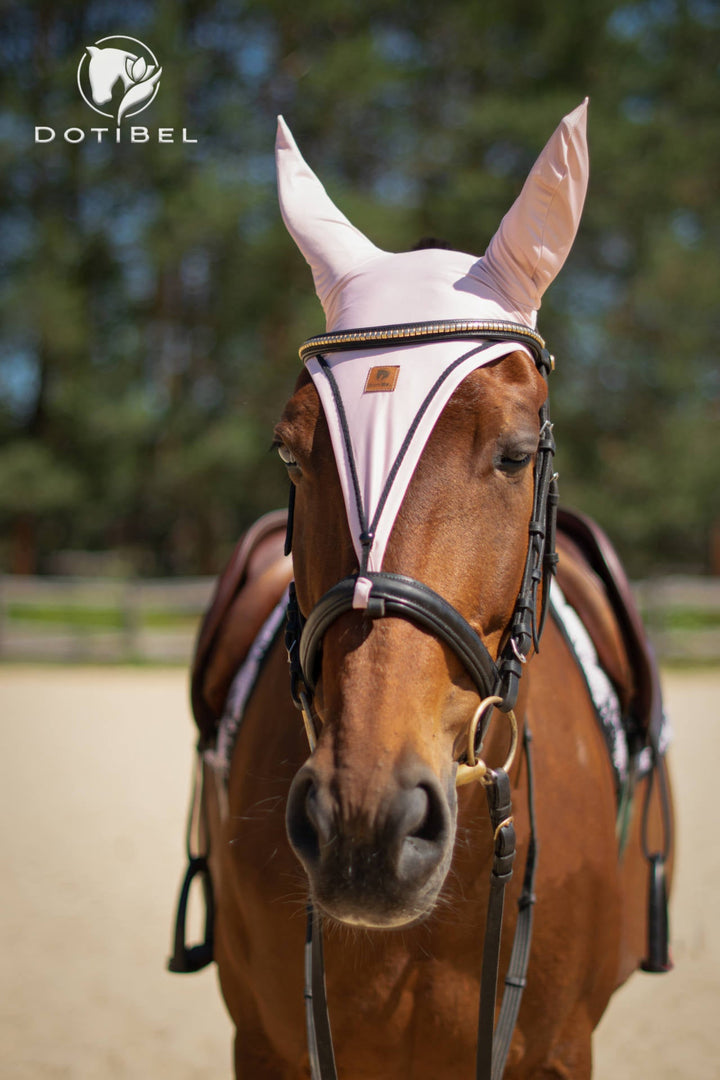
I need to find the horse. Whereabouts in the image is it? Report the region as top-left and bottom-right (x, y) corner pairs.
(174, 100), (674, 1079)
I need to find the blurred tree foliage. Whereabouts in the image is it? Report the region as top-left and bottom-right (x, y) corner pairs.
(0, 0), (717, 575)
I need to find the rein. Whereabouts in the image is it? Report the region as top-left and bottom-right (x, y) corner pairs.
(302, 722), (538, 1080)
(286, 319), (553, 1079)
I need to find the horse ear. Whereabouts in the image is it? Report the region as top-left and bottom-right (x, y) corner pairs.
(275, 116), (383, 307)
(482, 98), (589, 315)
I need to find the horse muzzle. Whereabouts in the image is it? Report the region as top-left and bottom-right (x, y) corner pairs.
(286, 757), (456, 928)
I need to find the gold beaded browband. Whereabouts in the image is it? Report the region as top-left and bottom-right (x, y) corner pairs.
(298, 318), (552, 368)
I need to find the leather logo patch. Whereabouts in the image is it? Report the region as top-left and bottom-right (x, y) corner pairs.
(364, 366), (400, 393)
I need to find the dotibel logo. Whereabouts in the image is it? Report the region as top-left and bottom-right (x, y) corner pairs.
(34, 34), (197, 146)
(77, 36), (162, 125)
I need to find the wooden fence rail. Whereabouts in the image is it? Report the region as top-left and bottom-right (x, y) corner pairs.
(0, 575), (214, 664)
(634, 576), (720, 663)
(0, 574), (719, 666)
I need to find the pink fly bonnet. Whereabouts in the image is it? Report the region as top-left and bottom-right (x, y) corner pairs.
(276, 102), (589, 575)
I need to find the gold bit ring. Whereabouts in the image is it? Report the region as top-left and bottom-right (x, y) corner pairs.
(456, 696), (519, 787)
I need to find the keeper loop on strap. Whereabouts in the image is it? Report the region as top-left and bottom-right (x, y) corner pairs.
(366, 596), (387, 618)
(352, 576), (374, 610)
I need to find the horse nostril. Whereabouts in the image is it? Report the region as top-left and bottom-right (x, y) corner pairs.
(286, 770), (321, 865)
(394, 777), (451, 886)
(305, 786), (319, 831)
(399, 785), (431, 840)
(408, 782), (447, 844)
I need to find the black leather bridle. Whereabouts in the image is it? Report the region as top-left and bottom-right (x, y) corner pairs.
(283, 319), (555, 1080)
(166, 319), (671, 1077)
(286, 318), (559, 722)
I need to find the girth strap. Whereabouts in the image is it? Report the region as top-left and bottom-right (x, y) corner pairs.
(299, 571), (503, 707)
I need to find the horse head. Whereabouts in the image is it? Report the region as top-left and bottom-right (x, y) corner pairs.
(85, 45), (136, 106)
(277, 103), (588, 928)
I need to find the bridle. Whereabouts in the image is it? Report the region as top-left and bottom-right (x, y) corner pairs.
(286, 318), (558, 739)
(283, 319), (556, 1080)
(166, 314), (671, 1076)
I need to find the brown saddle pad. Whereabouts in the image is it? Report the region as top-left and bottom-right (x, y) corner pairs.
(191, 510), (292, 747)
(555, 507), (663, 755)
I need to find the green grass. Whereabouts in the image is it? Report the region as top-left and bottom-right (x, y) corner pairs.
(6, 603), (200, 631)
(9, 602), (720, 635)
(661, 609), (720, 632)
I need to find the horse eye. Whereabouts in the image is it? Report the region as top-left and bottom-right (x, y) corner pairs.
(498, 452), (532, 473)
(277, 443), (299, 469)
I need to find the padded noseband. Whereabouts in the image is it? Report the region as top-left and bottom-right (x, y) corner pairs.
(299, 571), (501, 703)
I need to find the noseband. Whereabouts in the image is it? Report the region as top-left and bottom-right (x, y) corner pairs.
(285, 319), (559, 748)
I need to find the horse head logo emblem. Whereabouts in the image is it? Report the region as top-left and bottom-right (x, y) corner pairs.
(77, 36), (162, 125)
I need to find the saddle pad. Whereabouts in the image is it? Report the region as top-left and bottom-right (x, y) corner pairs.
(203, 591), (289, 798)
(551, 581), (628, 788)
(550, 580), (670, 794)
(191, 509), (291, 745)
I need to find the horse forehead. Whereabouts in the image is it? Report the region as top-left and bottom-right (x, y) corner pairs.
(282, 353), (542, 459)
(443, 353), (545, 412)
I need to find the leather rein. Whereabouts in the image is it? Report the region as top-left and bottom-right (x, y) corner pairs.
(284, 319), (556, 1079)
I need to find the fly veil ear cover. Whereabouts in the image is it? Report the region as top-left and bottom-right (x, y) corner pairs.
(481, 98), (590, 317)
(276, 102), (589, 572)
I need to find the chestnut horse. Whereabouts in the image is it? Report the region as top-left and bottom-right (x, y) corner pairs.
(177, 103), (673, 1079)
